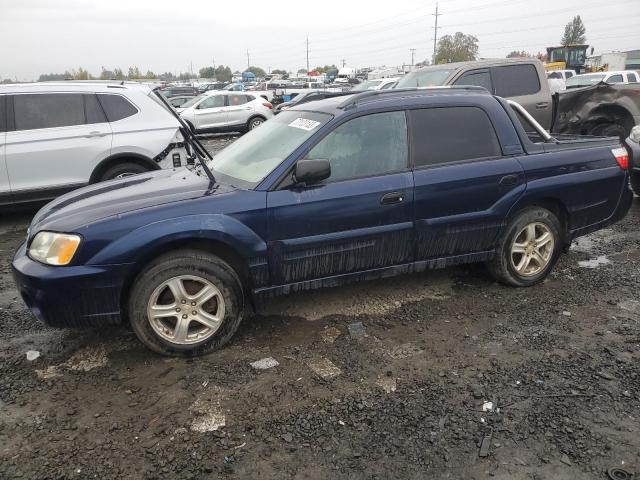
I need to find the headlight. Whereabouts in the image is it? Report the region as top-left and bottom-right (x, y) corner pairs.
(29, 232), (81, 266)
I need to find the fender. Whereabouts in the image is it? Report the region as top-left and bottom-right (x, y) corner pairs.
(86, 214), (268, 266)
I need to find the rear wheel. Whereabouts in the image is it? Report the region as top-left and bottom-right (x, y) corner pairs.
(128, 250), (244, 356)
(100, 162), (148, 181)
(247, 116), (265, 131)
(488, 207), (562, 287)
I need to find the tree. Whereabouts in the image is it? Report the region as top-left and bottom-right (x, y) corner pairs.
(113, 68), (125, 80)
(247, 66), (266, 78)
(199, 66), (216, 78)
(297, 68), (307, 74)
(561, 15), (586, 45)
(127, 66), (142, 79)
(435, 32), (478, 64)
(506, 50), (533, 58)
(38, 72), (69, 81)
(271, 69), (287, 75)
(313, 65), (337, 74)
(214, 65), (232, 82)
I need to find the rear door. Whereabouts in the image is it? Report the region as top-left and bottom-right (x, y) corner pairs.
(193, 95), (227, 129)
(491, 63), (552, 129)
(225, 94), (252, 127)
(5, 93), (112, 201)
(410, 105), (525, 261)
(266, 111), (414, 285)
(0, 95), (9, 204)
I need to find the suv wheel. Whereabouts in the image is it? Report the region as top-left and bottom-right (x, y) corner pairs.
(128, 250), (244, 356)
(247, 116), (264, 131)
(100, 162), (148, 181)
(631, 172), (640, 195)
(488, 207), (562, 287)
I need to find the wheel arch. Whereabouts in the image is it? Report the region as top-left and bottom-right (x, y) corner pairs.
(119, 238), (252, 323)
(585, 104), (634, 136)
(507, 196), (571, 245)
(89, 153), (159, 183)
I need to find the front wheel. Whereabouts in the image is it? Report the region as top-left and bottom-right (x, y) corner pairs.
(488, 207), (562, 287)
(128, 250), (244, 356)
(100, 162), (148, 181)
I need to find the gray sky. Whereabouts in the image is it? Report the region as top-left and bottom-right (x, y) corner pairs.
(1, 0), (638, 81)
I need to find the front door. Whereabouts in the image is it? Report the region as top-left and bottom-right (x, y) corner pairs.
(266, 111), (414, 285)
(193, 95), (227, 130)
(409, 106), (525, 260)
(5, 93), (112, 200)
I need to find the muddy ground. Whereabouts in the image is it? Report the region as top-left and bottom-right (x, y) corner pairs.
(1, 135), (639, 479)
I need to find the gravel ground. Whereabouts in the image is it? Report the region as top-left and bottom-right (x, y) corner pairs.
(1, 136), (639, 479)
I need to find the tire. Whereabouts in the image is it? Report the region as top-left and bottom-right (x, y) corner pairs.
(591, 122), (628, 140)
(630, 172), (640, 196)
(128, 250), (244, 356)
(100, 162), (148, 181)
(488, 207), (562, 287)
(247, 116), (265, 131)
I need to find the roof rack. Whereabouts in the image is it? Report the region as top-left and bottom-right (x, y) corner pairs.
(337, 85), (489, 110)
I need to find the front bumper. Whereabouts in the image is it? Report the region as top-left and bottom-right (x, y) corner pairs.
(12, 242), (132, 328)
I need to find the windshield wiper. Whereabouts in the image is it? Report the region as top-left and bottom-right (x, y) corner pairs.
(152, 88), (216, 183)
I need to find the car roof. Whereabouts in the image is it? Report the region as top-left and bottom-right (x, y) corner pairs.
(289, 86), (493, 115)
(0, 80), (155, 94)
(409, 57), (541, 73)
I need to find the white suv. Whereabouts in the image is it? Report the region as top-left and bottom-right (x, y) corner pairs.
(177, 91), (273, 134)
(0, 81), (187, 206)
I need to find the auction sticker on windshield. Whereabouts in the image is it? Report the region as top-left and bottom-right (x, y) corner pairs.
(289, 118), (321, 131)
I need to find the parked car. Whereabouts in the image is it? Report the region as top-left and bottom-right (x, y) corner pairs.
(0, 82), (188, 206)
(274, 90), (344, 114)
(351, 77), (399, 91)
(198, 82), (226, 93)
(168, 95), (196, 108)
(547, 70), (576, 81)
(12, 87), (634, 355)
(160, 86), (199, 98)
(177, 91), (273, 133)
(565, 71), (640, 89)
(396, 58), (554, 129)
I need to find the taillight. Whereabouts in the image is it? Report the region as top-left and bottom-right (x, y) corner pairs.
(612, 147), (629, 170)
(262, 102), (273, 109)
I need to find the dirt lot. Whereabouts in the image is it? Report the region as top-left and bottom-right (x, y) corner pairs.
(1, 135), (639, 479)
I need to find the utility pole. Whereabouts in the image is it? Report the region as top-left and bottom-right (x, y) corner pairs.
(410, 48), (416, 66)
(306, 36), (310, 73)
(432, 3), (442, 65)
(212, 57), (215, 70)
(341, 58), (346, 67)
(246, 50), (250, 70)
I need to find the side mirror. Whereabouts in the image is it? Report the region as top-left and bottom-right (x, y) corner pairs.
(294, 159), (330, 186)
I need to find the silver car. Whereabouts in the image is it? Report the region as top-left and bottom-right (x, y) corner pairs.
(177, 91), (274, 134)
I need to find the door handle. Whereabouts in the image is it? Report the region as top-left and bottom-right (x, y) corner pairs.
(535, 102), (549, 109)
(380, 191), (404, 205)
(85, 131), (107, 138)
(499, 174), (518, 186)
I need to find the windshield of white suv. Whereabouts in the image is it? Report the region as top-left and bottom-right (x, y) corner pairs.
(395, 69), (452, 88)
(210, 111), (332, 188)
(565, 74), (606, 88)
(180, 95), (206, 108)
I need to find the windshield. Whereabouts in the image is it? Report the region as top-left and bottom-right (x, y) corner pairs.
(396, 69), (452, 88)
(351, 80), (382, 91)
(565, 74), (606, 88)
(210, 111), (332, 188)
(180, 95), (206, 108)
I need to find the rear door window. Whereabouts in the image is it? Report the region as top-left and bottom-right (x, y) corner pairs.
(96, 94), (138, 121)
(228, 95), (249, 106)
(629, 72), (639, 83)
(492, 64), (541, 97)
(453, 69), (493, 92)
(13, 93), (86, 131)
(410, 107), (502, 167)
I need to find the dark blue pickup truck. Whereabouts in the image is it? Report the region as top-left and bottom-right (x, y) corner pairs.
(12, 87), (635, 356)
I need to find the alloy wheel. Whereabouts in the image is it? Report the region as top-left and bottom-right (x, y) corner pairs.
(146, 275), (225, 345)
(510, 222), (555, 277)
